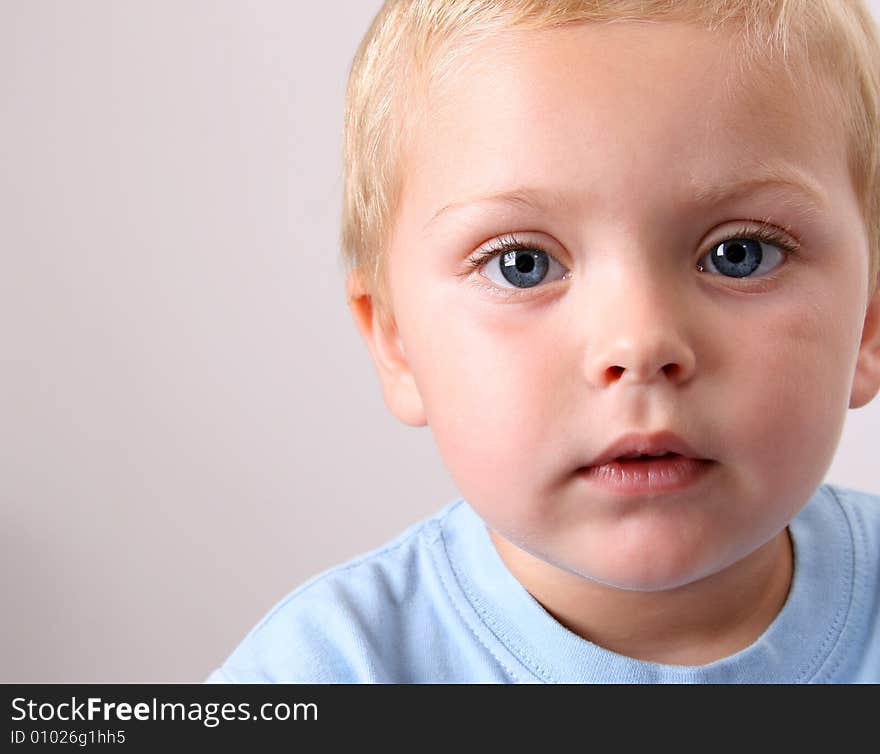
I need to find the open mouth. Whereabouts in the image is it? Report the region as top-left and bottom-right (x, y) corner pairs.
(586, 430), (710, 472)
(613, 452), (681, 462)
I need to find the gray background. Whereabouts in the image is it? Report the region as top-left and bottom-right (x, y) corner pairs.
(3, 0), (878, 682)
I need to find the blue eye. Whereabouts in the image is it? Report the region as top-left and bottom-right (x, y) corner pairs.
(701, 237), (785, 278)
(465, 226), (798, 295)
(499, 248), (548, 287)
(472, 237), (569, 290)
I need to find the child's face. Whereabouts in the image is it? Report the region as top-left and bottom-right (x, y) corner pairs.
(355, 21), (880, 591)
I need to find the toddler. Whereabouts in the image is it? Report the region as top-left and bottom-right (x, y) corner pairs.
(208, 0), (880, 683)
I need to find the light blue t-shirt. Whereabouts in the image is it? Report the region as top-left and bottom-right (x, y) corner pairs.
(207, 483), (880, 683)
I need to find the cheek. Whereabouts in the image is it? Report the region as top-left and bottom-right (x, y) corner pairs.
(406, 304), (563, 499)
(723, 286), (860, 492)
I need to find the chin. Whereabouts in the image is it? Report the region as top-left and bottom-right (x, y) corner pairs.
(563, 538), (723, 593)
(587, 569), (710, 593)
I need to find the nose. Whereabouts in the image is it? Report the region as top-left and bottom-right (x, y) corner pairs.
(583, 280), (697, 389)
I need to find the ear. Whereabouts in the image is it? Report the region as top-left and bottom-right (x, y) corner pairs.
(346, 270), (427, 426)
(849, 282), (880, 408)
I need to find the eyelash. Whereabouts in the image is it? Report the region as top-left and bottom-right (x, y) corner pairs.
(462, 233), (557, 277)
(460, 223), (801, 298)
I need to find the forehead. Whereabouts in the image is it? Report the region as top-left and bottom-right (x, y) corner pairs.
(397, 20), (847, 237)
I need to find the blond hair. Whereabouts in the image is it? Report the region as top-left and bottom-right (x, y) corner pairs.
(341, 1), (880, 325)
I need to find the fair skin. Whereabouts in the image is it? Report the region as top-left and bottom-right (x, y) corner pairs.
(348, 21), (880, 665)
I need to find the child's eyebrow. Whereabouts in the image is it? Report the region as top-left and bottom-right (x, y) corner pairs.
(421, 162), (828, 235)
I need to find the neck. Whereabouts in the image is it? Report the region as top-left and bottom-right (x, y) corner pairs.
(490, 528), (793, 666)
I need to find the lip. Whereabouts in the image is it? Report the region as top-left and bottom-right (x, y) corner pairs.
(586, 430), (708, 468)
(578, 430), (715, 496)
